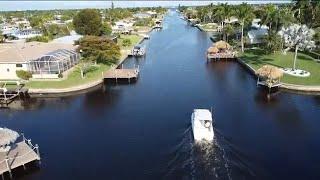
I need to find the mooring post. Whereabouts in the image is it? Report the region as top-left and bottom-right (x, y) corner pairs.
(27, 139), (32, 147)
(5, 156), (12, 179)
(115, 70), (118, 84)
(3, 92), (7, 103)
(35, 144), (41, 164)
(21, 133), (25, 142)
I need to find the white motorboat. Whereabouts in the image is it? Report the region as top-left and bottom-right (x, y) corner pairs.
(131, 45), (146, 56)
(191, 109), (214, 141)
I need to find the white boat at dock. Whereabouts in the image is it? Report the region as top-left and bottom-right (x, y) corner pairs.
(191, 109), (214, 141)
(130, 45), (146, 56)
(143, 34), (150, 39)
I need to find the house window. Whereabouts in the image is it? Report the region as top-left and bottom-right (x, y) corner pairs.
(16, 64), (23, 67)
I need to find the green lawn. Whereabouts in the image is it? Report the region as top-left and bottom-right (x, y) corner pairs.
(241, 49), (320, 85)
(0, 82), (20, 90)
(198, 23), (218, 32)
(26, 64), (110, 89)
(118, 34), (142, 50)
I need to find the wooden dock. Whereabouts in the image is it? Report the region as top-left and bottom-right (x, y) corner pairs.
(0, 134), (40, 179)
(207, 52), (237, 61)
(104, 68), (139, 82)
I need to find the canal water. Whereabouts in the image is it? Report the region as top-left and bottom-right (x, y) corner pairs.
(1, 10), (320, 180)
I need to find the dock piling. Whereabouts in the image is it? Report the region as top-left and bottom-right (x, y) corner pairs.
(104, 68), (139, 83)
(5, 156), (12, 179)
(35, 144), (41, 164)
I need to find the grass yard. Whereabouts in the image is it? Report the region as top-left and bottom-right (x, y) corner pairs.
(118, 34), (142, 50)
(26, 63), (110, 89)
(241, 49), (320, 85)
(198, 23), (218, 32)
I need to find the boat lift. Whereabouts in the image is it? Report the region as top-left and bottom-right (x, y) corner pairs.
(0, 81), (28, 105)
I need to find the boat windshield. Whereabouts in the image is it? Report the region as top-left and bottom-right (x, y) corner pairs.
(199, 120), (212, 128)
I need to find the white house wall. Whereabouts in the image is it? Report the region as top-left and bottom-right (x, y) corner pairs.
(0, 63), (28, 80)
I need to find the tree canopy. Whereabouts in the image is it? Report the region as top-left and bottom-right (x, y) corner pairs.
(73, 9), (102, 36)
(100, 23), (112, 36)
(0, 30), (4, 43)
(78, 36), (121, 65)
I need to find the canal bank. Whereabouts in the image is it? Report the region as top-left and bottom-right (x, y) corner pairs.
(237, 58), (320, 94)
(27, 32), (149, 96)
(1, 10), (320, 180)
(183, 12), (320, 94)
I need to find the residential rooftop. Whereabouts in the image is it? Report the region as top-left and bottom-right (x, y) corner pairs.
(0, 41), (77, 63)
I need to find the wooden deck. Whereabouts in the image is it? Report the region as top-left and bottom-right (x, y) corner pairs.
(0, 136), (40, 178)
(257, 81), (281, 88)
(104, 68), (139, 80)
(207, 53), (237, 60)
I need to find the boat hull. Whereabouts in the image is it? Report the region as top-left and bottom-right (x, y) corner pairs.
(191, 113), (214, 141)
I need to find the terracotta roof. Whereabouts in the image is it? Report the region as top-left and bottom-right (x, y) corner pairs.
(0, 41), (77, 63)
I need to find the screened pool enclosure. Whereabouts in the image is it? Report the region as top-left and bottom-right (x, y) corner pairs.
(28, 49), (80, 75)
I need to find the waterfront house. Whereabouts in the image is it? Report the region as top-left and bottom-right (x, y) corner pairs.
(13, 19), (32, 30)
(0, 42), (79, 79)
(1, 19), (38, 39)
(54, 15), (62, 21)
(247, 19), (268, 44)
(224, 17), (239, 24)
(1, 24), (19, 35)
(51, 30), (83, 44)
(146, 11), (158, 18)
(133, 12), (152, 19)
(11, 29), (42, 39)
(112, 21), (133, 34)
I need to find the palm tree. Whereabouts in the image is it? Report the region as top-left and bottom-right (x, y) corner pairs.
(262, 32), (282, 54)
(213, 3), (233, 40)
(260, 4), (277, 34)
(274, 7), (295, 52)
(235, 3), (255, 52)
(196, 6), (209, 23)
(224, 24), (234, 42)
(293, 0), (320, 28)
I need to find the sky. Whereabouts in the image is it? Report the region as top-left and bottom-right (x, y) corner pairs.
(0, 1), (291, 11)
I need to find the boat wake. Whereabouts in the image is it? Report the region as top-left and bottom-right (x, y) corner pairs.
(164, 126), (232, 180)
